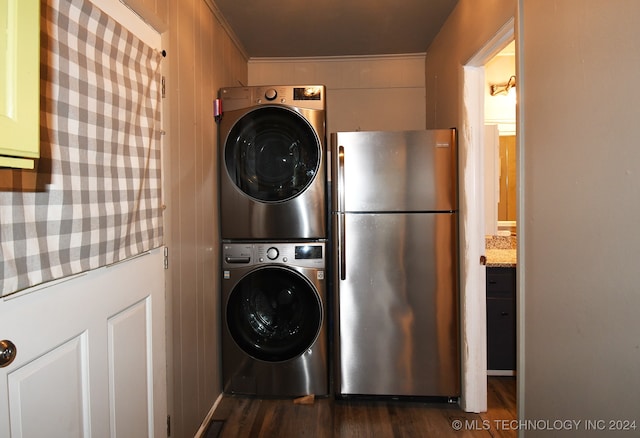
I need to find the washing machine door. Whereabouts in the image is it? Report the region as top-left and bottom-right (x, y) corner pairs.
(226, 266), (322, 362)
(224, 106), (321, 202)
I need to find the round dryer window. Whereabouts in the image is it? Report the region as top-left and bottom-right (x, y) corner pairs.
(224, 106), (321, 202)
(226, 266), (322, 362)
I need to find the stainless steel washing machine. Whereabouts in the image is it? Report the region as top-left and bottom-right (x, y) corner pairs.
(219, 85), (326, 240)
(221, 241), (328, 397)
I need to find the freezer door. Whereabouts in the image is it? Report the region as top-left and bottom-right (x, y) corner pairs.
(332, 129), (457, 213)
(334, 212), (460, 397)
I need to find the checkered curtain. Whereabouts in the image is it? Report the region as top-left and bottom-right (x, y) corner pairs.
(0, 0), (164, 296)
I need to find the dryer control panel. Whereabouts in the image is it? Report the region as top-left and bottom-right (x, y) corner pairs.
(222, 242), (325, 269)
(220, 85), (325, 112)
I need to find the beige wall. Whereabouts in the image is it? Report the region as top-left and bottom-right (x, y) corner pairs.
(520, 0), (640, 432)
(424, 0), (516, 130)
(249, 55), (427, 134)
(163, 0), (247, 436)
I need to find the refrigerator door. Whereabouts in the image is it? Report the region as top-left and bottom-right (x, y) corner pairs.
(332, 129), (457, 213)
(334, 211), (460, 397)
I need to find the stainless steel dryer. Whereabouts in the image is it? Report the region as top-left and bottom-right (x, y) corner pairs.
(221, 241), (328, 397)
(219, 85), (326, 240)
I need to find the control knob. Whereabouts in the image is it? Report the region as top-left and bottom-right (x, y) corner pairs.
(266, 247), (279, 260)
(264, 88), (277, 100)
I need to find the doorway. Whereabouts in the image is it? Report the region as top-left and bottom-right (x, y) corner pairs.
(459, 18), (517, 413)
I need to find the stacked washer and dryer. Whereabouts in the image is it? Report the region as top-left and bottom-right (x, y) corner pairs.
(218, 85), (329, 397)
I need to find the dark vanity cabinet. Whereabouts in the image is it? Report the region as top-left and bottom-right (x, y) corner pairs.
(486, 267), (516, 371)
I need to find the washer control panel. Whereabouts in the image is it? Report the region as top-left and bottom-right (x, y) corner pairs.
(222, 242), (325, 269)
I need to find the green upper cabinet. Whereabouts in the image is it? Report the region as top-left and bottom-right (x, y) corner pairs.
(0, 0), (40, 170)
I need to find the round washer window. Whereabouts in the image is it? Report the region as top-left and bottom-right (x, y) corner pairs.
(224, 106), (320, 202)
(226, 267), (322, 362)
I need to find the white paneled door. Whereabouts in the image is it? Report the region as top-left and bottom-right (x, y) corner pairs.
(0, 2), (166, 437)
(0, 249), (167, 437)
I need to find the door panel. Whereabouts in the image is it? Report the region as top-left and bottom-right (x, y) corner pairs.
(335, 212), (459, 396)
(333, 129), (457, 213)
(0, 1), (165, 436)
(0, 249), (166, 438)
(8, 334), (90, 437)
(108, 298), (153, 437)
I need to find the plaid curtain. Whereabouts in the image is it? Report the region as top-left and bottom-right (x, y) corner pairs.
(0, 0), (164, 296)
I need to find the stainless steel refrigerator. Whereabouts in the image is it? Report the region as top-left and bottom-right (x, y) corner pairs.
(331, 129), (460, 399)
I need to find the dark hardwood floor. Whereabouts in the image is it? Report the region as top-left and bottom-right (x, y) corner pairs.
(209, 377), (516, 437)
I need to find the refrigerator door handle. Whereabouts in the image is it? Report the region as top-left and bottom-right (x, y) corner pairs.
(339, 213), (346, 280)
(337, 145), (346, 280)
(337, 145), (345, 212)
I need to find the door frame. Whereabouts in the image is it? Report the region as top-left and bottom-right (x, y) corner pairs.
(459, 18), (515, 412)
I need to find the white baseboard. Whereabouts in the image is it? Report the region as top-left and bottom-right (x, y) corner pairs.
(194, 393), (224, 438)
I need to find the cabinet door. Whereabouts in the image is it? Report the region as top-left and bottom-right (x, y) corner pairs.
(487, 297), (516, 370)
(0, 0), (40, 169)
(486, 268), (516, 370)
(486, 267), (516, 297)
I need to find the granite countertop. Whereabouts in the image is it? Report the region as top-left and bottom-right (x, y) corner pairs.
(485, 235), (517, 268)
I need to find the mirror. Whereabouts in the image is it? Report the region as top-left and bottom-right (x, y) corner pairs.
(497, 135), (516, 235)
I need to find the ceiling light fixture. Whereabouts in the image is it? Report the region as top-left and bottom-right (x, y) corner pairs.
(490, 75), (516, 96)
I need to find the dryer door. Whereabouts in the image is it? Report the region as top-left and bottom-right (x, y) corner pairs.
(224, 106), (321, 202)
(226, 266), (322, 362)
